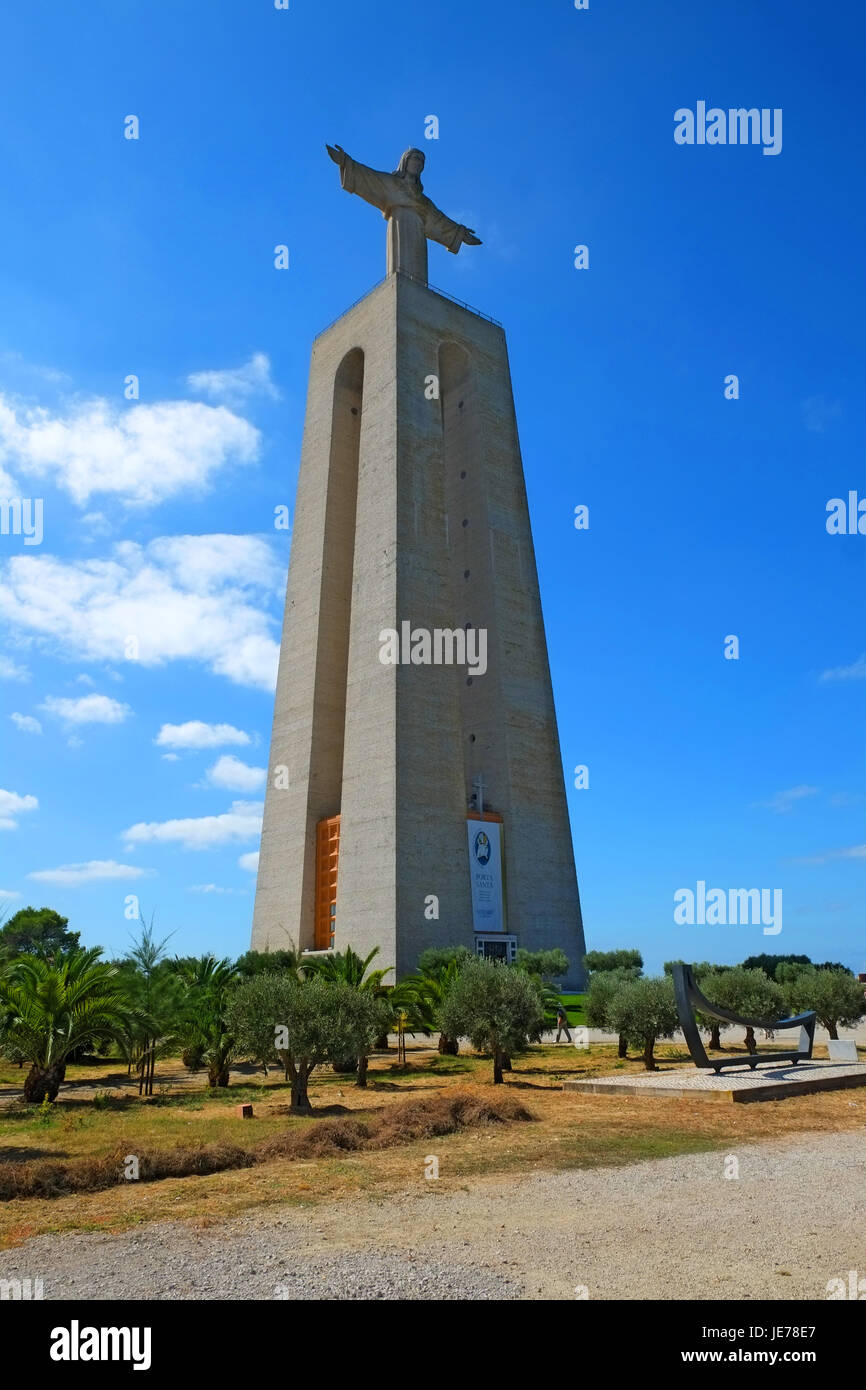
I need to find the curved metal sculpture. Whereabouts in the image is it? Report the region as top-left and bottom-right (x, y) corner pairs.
(672, 962), (817, 1073)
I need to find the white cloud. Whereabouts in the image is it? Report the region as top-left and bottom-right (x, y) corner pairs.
(0, 535), (283, 691)
(187, 353), (280, 408)
(820, 654), (866, 683)
(203, 754), (266, 792)
(0, 394), (260, 507)
(752, 785), (819, 814)
(81, 512), (113, 536)
(0, 463), (19, 496)
(41, 693), (131, 726)
(0, 351), (71, 388)
(123, 800), (263, 851)
(28, 860), (152, 885)
(161, 752), (180, 762)
(156, 721), (252, 750)
(239, 850), (260, 873)
(0, 655), (29, 681)
(10, 712), (42, 735)
(792, 844), (866, 867)
(188, 883), (248, 895)
(0, 789), (38, 831)
(0, 889), (21, 902)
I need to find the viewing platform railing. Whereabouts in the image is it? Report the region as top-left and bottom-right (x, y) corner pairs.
(314, 270), (502, 340)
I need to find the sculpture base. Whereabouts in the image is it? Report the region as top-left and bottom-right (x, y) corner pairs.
(563, 1059), (866, 1105)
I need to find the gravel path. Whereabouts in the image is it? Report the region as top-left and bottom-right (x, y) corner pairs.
(2, 1129), (865, 1300)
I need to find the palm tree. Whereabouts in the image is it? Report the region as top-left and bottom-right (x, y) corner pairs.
(401, 958), (464, 1055)
(0, 949), (130, 1102)
(170, 955), (239, 1088)
(305, 944), (392, 992)
(119, 921), (181, 1096)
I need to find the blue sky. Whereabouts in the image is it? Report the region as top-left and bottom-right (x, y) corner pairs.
(0, 0), (863, 973)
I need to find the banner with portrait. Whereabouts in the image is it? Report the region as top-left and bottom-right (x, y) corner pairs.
(466, 819), (505, 933)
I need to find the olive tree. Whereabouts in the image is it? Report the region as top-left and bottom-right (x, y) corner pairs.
(691, 966), (733, 1050)
(608, 975), (679, 1071)
(224, 971), (290, 1076)
(783, 968), (865, 1041)
(438, 957), (545, 1083)
(584, 967), (636, 1057)
(584, 949), (643, 975)
(227, 974), (381, 1110)
(514, 948), (569, 982)
(302, 945), (393, 1069)
(700, 966), (785, 1051)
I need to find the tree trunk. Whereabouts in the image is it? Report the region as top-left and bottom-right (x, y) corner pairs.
(709, 1024), (721, 1050)
(827, 1021), (839, 1041)
(642, 1037), (656, 1071)
(618, 1033), (627, 1058)
(290, 1067), (312, 1111)
(374, 1033), (390, 1051)
(438, 1034), (459, 1056)
(208, 1062), (230, 1088)
(493, 1048), (504, 1084)
(356, 1055), (368, 1089)
(744, 1027), (756, 1052)
(501, 1052), (512, 1071)
(24, 1061), (66, 1103)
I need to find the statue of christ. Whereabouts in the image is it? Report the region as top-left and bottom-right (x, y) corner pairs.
(326, 144), (482, 285)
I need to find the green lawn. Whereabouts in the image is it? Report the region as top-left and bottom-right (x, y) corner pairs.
(558, 993), (586, 1026)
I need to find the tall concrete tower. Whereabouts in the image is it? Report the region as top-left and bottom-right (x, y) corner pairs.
(251, 144), (587, 989)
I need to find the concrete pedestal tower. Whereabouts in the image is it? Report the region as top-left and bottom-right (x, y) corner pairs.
(251, 144), (587, 989)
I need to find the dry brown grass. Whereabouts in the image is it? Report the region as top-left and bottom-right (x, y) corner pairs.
(0, 1088), (534, 1201)
(0, 1142), (256, 1202)
(260, 1087), (533, 1159)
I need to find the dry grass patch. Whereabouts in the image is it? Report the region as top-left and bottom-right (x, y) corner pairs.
(0, 1088), (534, 1202)
(260, 1088), (532, 1160)
(0, 1142), (256, 1202)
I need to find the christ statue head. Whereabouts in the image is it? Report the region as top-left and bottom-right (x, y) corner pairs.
(395, 147), (426, 183)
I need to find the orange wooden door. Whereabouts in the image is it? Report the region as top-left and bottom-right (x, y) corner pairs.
(315, 815), (340, 949)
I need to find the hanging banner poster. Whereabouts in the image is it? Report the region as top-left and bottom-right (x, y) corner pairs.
(467, 819), (505, 933)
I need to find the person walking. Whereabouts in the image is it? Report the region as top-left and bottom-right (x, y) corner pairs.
(555, 1002), (572, 1043)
